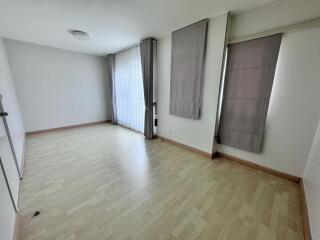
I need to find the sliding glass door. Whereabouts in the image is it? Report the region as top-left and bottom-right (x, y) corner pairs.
(114, 46), (145, 133)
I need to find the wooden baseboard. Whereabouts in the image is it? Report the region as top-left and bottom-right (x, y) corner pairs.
(300, 179), (312, 240)
(155, 136), (300, 184)
(26, 120), (111, 136)
(215, 152), (301, 184)
(156, 135), (212, 158)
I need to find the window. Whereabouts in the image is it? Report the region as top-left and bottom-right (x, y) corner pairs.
(114, 46), (145, 133)
(217, 34), (282, 153)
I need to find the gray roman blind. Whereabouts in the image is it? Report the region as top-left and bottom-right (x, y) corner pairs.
(170, 19), (208, 119)
(217, 34), (282, 153)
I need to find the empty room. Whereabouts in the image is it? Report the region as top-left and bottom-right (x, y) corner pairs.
(1, 0), (320, 239)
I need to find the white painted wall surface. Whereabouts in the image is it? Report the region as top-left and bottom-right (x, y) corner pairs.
(304, 119), (320, 240)
(0, 38), (25, 240)
(0, 169), (16, 240)
(220, 27), (320, 177)
(158, 3), (320, 177)
(157, 13), (228, 154)
(229, 0), (320, 40)
(0, 39), (25, 168)
(5, 39), (111, 132)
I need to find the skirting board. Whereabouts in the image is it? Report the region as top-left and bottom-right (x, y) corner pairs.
(215, 152), (301, 184)
(156, 135), (212, 158)
(156, 135), (300, 184)
(300, 179), (312, 240)
(26, 120), (111, 135)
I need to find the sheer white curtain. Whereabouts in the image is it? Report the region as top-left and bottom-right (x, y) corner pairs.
(114, 46), (145, 133)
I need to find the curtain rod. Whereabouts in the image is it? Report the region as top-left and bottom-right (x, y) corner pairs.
(112, 42), (140, 55)
(111, 38), (157, 56)
(229, 16), (320, 44)
(172, 18), (209, 33)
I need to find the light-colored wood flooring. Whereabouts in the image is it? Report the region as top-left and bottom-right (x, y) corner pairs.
(18, 124), (304, 240)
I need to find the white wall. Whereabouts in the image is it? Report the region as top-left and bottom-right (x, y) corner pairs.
(157, 13), (228, 154)
(218, 0), (320, 176)
(4, 39), (111, 132)
(0, 170), (16, 240)
(229, 0), (320, 40)
(0, 39), (25, 169)
(158, 1), (320, 177)
(304, 120), (320, 239)
(220, 27), (320, 177)
(0, 38), (25, 240)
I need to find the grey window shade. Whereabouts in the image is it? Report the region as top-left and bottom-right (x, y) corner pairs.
(169, 19), (208, 119)
(217, 34), (282, 153)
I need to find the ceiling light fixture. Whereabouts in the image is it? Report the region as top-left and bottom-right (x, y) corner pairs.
(70, 30), (90, 41)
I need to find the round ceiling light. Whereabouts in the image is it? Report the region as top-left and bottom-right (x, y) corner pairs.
(70, 30), (90, 41)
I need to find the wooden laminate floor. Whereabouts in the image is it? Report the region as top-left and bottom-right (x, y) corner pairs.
(18, 124), (304, 240)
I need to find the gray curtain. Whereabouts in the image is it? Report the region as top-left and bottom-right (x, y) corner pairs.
(140, 38), (156, 139)
(169, 19), (208, 119)
(106, 54), (117, 124)
(217, 34), (282, 153)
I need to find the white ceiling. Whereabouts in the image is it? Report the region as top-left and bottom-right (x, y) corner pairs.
(0, 0), (276, 56)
